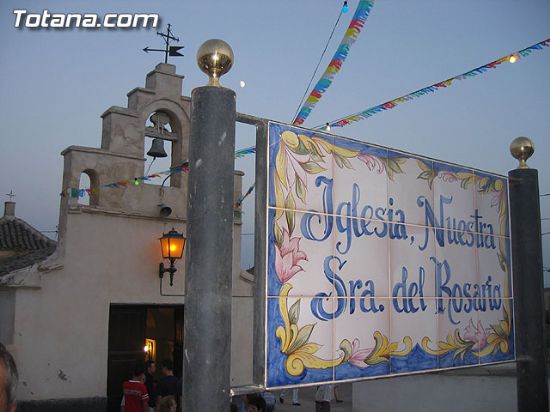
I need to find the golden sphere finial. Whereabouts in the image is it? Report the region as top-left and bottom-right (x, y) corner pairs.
(196, 39), (234, 87)
(510, 136), (535, 169)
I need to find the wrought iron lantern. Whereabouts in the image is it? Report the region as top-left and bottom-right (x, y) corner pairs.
(158, 228), (185, 286)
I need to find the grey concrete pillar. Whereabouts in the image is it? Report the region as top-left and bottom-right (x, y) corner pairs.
(508, 137), (548, 412)
(183, 84), (236, 411)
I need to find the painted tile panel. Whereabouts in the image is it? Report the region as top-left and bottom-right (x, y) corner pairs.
(390, 224), (437, 298)
(331, 142), (388, 223)
(387, 151), (434, 226)
(435, 228), (480, 288)
(474, 171), (509, 238)
(437, 298), (480, 368)
(268, 123), (334, 215)
(266, 296), (335, 387)
(478, 235), (512, 299)
(390, 298), (438, 373)
(332, 216), (389, 298)
(432, 163), (477, 238)
(477, 298), (515, 363)
(334, 298), (390, 380)
(267, 208), (335, 298)
(265, 122), (514, 388)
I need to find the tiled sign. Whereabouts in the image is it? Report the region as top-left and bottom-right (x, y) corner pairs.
(264, 122), (514, 388)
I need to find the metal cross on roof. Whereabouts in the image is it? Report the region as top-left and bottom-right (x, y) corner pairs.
(143, 23), (184, 64)
(5, 190), (15, 201)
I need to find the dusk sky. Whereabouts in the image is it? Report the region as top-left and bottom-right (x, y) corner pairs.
(0, 1), (549, 281)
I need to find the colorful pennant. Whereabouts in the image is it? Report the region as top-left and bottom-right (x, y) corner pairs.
(293, 0), (375, 126)
(235, 182), (256, 208)
(319, 38), (550, 129)
(235, 145), (256, 158)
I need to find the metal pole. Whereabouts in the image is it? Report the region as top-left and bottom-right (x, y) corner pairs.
(183, 57), (236, 410)
(508, 137), (548, 411)
(253, 121), (268, 385)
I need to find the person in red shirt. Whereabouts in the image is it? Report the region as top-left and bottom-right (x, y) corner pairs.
(121, 365), (149, 412)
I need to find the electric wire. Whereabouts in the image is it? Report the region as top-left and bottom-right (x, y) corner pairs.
(145, 156), (156, 176)
(291, 4), (345, 120)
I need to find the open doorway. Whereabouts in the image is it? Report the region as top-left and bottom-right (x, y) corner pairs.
(106, 305), (184, 412)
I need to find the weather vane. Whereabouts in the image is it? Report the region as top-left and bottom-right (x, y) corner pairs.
(6, 190), (16, 201)
(143, 23), (184, 64)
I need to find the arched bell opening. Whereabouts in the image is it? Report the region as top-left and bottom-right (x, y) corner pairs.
(143, 110), (181, 188)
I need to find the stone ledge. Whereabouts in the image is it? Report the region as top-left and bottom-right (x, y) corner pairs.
(60, 145), (144, 161)
(100, 105), (140, 119)
(18, 397), (106, 412)
(126, 86), (156, 97)
(68, 204), (187, 222)
(439, 361), (516, 377)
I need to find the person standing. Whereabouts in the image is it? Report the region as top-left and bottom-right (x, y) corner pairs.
(121, 365), (149, 412)
(144, 361), (156, 412)
(315, 384), (333, 412)
(279, 388), (300, 406)
(246, 395), (266, 412)
(158, 395), (177, 412)
(156, 360), (181, 412)
(0, 343), (18, 412)
(333, 384), (343, 403)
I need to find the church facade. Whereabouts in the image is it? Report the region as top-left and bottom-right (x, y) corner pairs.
(0, 63), (254, 411)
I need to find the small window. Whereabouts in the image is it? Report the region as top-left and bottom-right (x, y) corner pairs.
(78, 169), (99, 206)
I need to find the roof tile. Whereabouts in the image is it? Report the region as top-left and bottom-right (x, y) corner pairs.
(0, 216), (57, 276)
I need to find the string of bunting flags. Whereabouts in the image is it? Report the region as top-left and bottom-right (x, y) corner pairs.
(62, 36), (550, 208)
(292, 0), (375, 125)
(317, 38), (550, 129)
(218, 39), (550, 203)
(62, 162), (190, 199)
(63, 145), (259, 206)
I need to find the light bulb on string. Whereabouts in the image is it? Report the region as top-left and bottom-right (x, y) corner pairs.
(509, 53), (520, 64)
(342, 1), (349, 13)
(325, 123), (331, 131)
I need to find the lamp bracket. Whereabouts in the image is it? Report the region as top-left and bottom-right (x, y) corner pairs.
(159, 261), (178, 286)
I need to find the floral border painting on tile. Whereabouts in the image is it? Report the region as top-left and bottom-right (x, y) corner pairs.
(265, 122), (514, 388)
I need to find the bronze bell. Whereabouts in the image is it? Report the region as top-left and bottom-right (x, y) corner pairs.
(147, 138), (168, 158)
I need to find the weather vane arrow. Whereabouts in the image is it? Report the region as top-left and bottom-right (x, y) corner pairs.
(143, 23), (184, 64)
